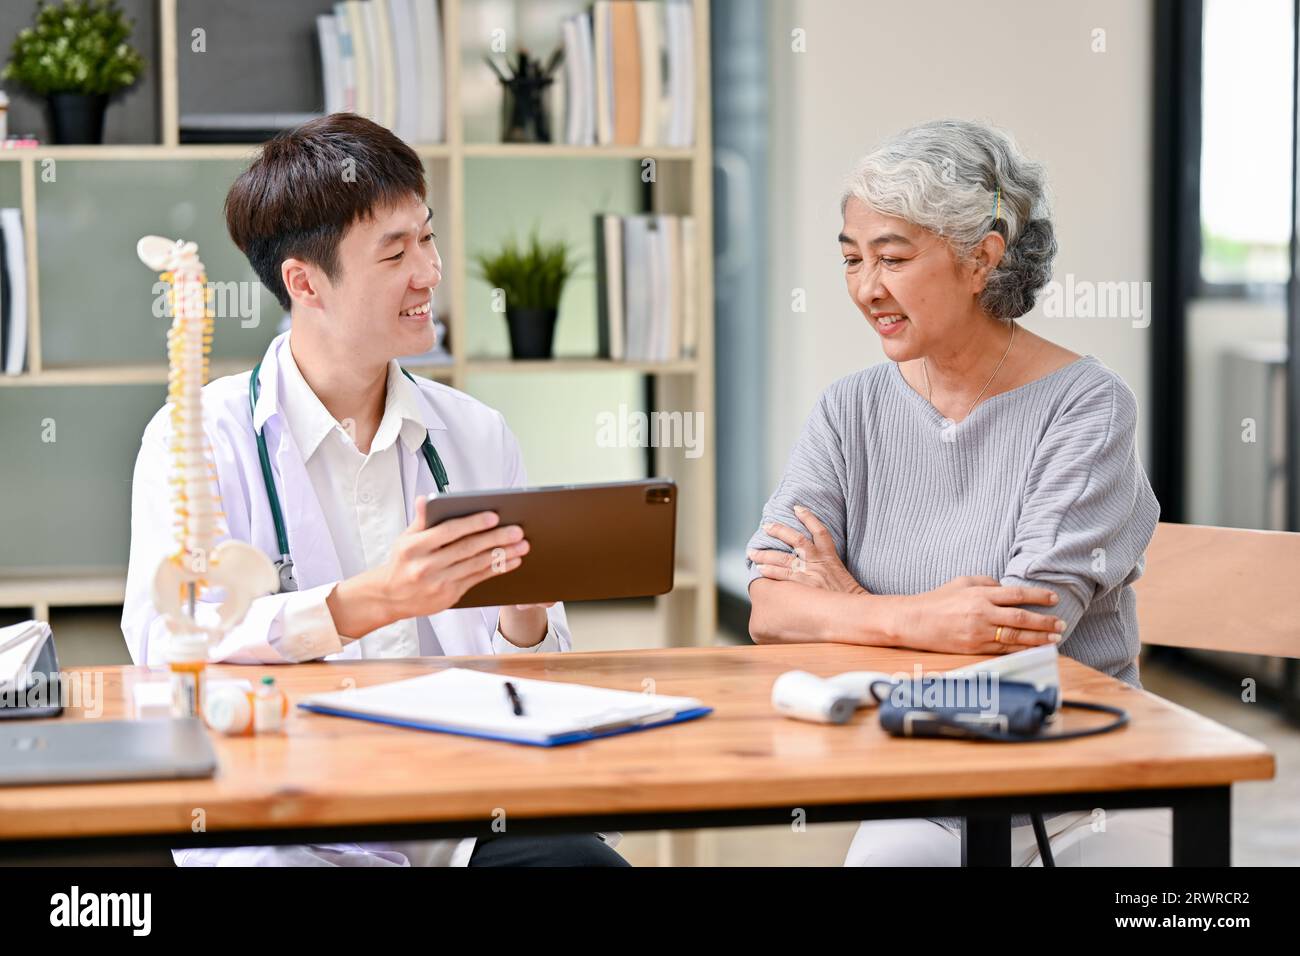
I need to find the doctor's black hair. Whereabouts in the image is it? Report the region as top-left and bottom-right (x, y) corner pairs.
(224, 113), (428, 312)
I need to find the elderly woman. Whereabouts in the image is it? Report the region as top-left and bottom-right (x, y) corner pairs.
(746, 120), (1165, 866)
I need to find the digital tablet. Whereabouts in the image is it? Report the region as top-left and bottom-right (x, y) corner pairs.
(424, 478), (677, 608)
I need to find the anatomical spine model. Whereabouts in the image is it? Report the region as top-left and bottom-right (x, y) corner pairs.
(137, 235), (276, 645)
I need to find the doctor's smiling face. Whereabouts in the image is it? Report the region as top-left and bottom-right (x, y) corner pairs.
(283, 195), (442, 365)
(225, 113), (439, 374)
(839, 196), (1003, 363)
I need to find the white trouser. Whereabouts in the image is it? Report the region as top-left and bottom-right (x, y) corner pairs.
(172, 831), (622, 866)
(172, 839), (474, 867)
(844, 809), (1173, 866)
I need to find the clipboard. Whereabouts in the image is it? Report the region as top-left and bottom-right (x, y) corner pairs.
(297, 699), (713, 747)
(297, 667), (712, 747)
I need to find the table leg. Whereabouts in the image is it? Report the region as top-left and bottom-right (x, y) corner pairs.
(961, 813), (1011, 866)
(1172, 786), (1231, 866)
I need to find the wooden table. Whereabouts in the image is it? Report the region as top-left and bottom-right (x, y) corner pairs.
(0, 644), (1275, 865)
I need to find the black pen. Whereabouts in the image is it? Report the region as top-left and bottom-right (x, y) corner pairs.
(504, 681), (525, 716)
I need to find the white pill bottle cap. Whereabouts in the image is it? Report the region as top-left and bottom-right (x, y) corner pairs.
(205, 686), (253, 735)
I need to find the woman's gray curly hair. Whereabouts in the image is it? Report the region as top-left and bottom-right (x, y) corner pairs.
(840, 119), (1057, 320)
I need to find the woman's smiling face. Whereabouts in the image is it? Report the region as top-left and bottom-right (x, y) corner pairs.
(839, 197), (991, 361)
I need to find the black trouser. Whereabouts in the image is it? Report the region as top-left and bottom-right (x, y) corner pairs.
(468, 832), (629, 867)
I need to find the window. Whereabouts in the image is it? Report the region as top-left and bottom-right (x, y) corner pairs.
(1198, 0), (1294, 291)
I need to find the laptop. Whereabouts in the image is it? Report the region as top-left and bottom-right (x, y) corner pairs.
(0, 718), (218, 786)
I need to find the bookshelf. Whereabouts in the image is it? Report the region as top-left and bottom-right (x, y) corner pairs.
(0, 0), (717, 660)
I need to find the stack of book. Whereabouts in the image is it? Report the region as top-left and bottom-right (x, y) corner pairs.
(0, 208), (28, 375)
(595, 213), (697, 362)
(561, 0), (695, 147)
(316, 0), (446, 143)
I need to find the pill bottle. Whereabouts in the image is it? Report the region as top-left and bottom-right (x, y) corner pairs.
(168, 634), (208, 719)
(205, 686), (255, 735)
(253, 675), (288, 733)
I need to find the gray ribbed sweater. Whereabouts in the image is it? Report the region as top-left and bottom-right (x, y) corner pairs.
(747, 356), (1160, 837)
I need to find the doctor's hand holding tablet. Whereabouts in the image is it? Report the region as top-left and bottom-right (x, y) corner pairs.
(325, 479), (677, 646)
(325, 494), (537, 645)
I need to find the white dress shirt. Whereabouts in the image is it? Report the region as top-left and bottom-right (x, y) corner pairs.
(279, 344), (442, 657)
(272, 344), (562, 659)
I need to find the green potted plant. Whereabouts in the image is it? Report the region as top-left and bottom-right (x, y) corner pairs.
(473, 229), (578, 359)
(3, 0), (146, 145)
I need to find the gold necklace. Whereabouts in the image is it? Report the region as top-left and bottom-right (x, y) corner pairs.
(923, 322), (1017, 421)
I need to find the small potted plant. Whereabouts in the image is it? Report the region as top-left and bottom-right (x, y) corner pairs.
(473, 229), (578, 359)
(3, 0), (146, 145)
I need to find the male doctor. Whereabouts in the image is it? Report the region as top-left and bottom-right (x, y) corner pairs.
(122, 113), (626, 867)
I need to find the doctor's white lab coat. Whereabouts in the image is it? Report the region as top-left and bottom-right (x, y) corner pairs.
(121, 331), (574, 866)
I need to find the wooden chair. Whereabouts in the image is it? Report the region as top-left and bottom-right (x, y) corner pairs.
(1134, 522), (1300, 658)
